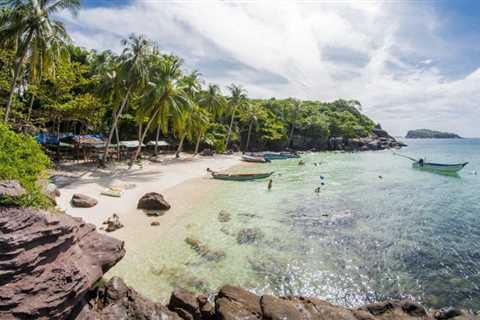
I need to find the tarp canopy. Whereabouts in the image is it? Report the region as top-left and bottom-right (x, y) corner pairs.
(117, 140), (145, 148)
(59, 134), (105, 146)
(36, 132), (73, 145)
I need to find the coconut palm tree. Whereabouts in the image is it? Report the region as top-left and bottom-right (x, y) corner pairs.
(0, 0), (80, 122)
(287, 99), (302, 147)
(132, 55), (191, 161)
(225, 84), (247, 149)
(102, 34), (152, 162)
(198, 83), (226, 119)
(243, 103), (261, 151)
(190, 106), (210, 154)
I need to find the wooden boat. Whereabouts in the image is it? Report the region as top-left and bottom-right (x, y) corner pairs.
(211, 171), (274, 181)
(257, 152), (300, 160)
(241, 155), (269, 163)
(412, 161), (468, 173)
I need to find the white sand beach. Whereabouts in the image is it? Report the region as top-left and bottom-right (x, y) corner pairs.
(56, 154), (242, 228)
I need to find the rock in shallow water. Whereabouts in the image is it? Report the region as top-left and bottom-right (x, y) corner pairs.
(0, 207), (125, 320)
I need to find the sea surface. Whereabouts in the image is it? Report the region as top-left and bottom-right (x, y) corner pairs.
(110, 139), (480, 309)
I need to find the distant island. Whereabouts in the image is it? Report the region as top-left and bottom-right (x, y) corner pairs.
(406, 129), (462, 139)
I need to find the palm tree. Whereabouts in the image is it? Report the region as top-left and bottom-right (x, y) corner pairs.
(102, 34), (152, 162)
(243, 103), (261, 151)
(225, 84), (247, 149)
(198, 84), (226, 119)
(132, 55), (191, 161)
(190, 106), (210, 154)
(287, 99), (301, 147)
(0, 0), (80, 122)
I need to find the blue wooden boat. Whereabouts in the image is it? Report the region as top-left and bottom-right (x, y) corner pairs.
(254, 152), (300, 160)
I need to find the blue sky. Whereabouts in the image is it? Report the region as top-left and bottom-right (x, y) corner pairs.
(61, 0), (480, 137)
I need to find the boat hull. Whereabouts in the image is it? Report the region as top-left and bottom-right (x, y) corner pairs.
(241, 155), (269, 163)
(257, 152), (300, 160)
(412, 162), (468, 173)
(212, 172), (274, 181)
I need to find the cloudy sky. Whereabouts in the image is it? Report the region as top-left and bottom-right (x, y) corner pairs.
(60, 0), (480, 137)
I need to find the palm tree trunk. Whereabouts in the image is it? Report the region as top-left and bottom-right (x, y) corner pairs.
(133, 108), (161, 161)
(287, 123), (295, 147)
(154, 123), (161, 155)
(176, 134), (186, 158)
(103, 86), (132, 163)
(194, 133), (202, 155)
(27, 95), (35, 121)
(4, 31), (33, 122)
(246, 120), (254, 151)
(114, 120), (120, 159)
(225, 107), (236, 149)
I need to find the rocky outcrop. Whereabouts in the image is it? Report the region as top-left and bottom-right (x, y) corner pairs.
(0, 207), (125, 320)
(71, 193), (98, 208)
(137, 192), (171, 211)
(0, 180), (26, 198)
(237, 228), (265, 244)
(328, 135), (406, 152)
(76, 277), (181, 319)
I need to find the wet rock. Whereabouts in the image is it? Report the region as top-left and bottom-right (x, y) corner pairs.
(168, 288), (202, 320)
(0, 180), (26, 198)
(434, 307), (466, 319)
(137, 192), (171, 211)
(71, 193), (98, 208)
(102, 213), (123, 232)
(237, 228), (265, 244)
(218, 210), (231, 222)
(0, 207), (125, 319)
(94, 277), (181, 320)
(185, 237), (226, 262)
(215, 285), (262, 320)
(151, 221), (161, 226)
(261, 295), (304, 319)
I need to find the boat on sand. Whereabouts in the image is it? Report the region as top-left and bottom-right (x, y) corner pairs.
(241, 155), (270, 163)
(211, 171), (274, 181)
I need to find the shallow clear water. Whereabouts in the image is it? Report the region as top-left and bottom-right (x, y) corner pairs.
(110, 139), (480, 309)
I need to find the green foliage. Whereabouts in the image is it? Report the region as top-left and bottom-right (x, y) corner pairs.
(0, 124), (51, 208)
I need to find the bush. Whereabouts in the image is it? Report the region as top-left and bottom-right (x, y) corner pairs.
(0, 123), (51, 207)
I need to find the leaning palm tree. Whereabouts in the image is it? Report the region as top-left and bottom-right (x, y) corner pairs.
(189, 105), (211, 154)
(102, 34), (152, 162)
(243, 103), (262, 151)
(287, 99), (302, 147)
(132, 55), (192, 161)
(225, 84), (247, 149)
(0, 0), (80, 122)
(198, 83), (226, 120)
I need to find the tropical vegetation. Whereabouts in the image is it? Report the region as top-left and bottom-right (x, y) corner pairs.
(0, 0), (377, 159)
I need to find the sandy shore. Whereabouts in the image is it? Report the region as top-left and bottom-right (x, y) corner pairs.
(56, 154), (242, 228)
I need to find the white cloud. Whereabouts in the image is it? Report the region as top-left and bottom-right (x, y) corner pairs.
(60, 0), (480, 137)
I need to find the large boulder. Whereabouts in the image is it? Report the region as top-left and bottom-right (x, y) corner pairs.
(71, 193), (98, 208)
(137, 192), (171, 211)
(0, 180), (26, 198)
(168, 288), (214, 320)
(91, 277), (181, 320)
(0, 207), (125, 320)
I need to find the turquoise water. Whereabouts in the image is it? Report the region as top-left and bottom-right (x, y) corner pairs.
(114, 139), (480, 309)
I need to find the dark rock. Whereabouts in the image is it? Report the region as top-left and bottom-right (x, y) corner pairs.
(137, 192), (171, 211)
(218, 210), (231, 222)
(96, 277), (181, 320)
(0, 207), (125, 319)
(71, 193), (98, 208)
(215, 285), (262, 320)
(434, 307), (465, 319)
(260, 295), (303, 320)
(0, 180), (26, 198)
(151, 221), (161, 226)
(237, 228), (264, 244)
(185, 237), (226, 262)
(168, 288), (202, 320)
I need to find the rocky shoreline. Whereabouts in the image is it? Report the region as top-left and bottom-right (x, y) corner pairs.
(0, 204), (475, 319)
(327, 127), (407, 152)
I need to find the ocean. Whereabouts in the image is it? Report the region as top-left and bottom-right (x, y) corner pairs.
(109, 139), (480, 309)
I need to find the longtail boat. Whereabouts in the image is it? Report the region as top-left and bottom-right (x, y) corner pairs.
(412, 161), (468, 173)
(255, 152), (300, 160)
(241, 155), (270, 163)
(211, 171), (274, 181)
(394, 152), (468, 173)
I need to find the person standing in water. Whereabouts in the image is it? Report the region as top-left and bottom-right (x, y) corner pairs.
(268, 179), (273, 190)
